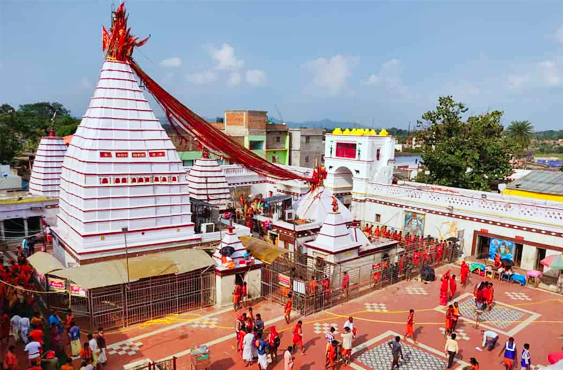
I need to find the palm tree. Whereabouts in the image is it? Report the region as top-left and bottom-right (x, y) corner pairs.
(506, 120), (534, 157)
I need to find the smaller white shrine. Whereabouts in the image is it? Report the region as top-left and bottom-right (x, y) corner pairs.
(212, 225), (255, 268)
(213, 225), (262, 308)
(187, 152), (231, 209)
(304, 197), (398, 264)
(304, 198), (361, 263)
(29, 130), (67, 198)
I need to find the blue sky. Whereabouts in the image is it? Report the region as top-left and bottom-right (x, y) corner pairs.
(1, 1), (562, 130)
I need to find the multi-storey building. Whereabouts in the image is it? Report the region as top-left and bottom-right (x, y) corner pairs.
(289, 128), (326, 168)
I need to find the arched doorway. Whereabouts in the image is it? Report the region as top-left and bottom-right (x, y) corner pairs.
(328, 166), (353, 207)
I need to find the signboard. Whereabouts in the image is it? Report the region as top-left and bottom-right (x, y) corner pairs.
(48, 278), (66, 292)
(116, 152), (129, 158)
(404, 211), (425, 238)
(70, 284), (87, 297)
(489, 238), (514, 261)
(149, 151), (166, 158)
(99, 152), (112, 158)
(132, 152), (146, 158)
(278, 273), (290, 288)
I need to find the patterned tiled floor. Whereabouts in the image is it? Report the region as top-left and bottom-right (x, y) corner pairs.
(107, 341), (144, 356)
(313, 322), (339, 335)
(457, 299), (524, 329)
(364, 303), (389, 312)
(190, 317), (219, 329)
(405, 287), (428, 295)
(357, 342), (448, 370)
(505, 292), (532, 301)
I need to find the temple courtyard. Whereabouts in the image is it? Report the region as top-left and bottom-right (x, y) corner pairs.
(99, 263), (562, 370)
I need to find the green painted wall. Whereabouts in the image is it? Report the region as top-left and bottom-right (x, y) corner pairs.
(266, 150), (288, 164)
(252, 149), (266, 158)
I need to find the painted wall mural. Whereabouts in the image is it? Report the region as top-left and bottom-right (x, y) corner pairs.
(404, 211), (425, 238)
(435, 221), (459, 241)
(489, 238), (515, 261)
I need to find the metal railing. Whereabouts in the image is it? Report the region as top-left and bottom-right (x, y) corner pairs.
(262, 242), (462, 316)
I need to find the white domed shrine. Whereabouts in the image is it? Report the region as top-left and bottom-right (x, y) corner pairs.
(52, 60), (198, 265)
(187, 152), (231, 209)
(29, 130), (67, 198)
(293, 186), (352, 224)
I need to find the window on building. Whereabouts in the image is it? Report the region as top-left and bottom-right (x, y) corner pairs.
(375, 214), (381, 223)
(335, 142), (357, 158)
(305, 155), (310, 163)
(376, 148), (381, 161)
(250, 140), (264, 150)
(305, 136), (310, 144)
(276, 136), (281, 143)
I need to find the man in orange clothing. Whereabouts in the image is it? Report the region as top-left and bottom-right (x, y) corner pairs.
(404, 309), (417, 344)
(292, 320), (305, 354)
(445, 305), (454, 337)
(29, 325), (44, 345)
(310, 276), (318, 295)
(451, 302), (461, 331)
(241, 282), (248, 308)
(325, 340), (338, 369)
(285, 293), (293, 324)
(487, 283), (495, 311)
(233, 283), (242, 311)
(342, 271), (350, 299)
(3, 345), (17, 370)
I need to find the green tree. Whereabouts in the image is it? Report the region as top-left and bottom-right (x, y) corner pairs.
(415, 96), (513, 191)
(506, 120), (533, 157)
(0, 102), (80, 163)
(0, 104), (21, 164)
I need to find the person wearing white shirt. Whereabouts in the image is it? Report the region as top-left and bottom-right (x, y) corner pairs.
(444, 333), (459, 368)
(341, 327), (354, 366)
(481, 330), (498, 351)
(343, 317), (356, 338)
(88, 333), (99, 367)
(521, 343), (531, 370)
(24, 340), (42, 361)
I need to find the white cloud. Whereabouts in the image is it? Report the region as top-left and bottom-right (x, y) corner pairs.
(80, 77), (92, 89)
(539, 60), (562, 86)
(302, 54), (359, 95)
(228, 72), (242, 87)
(245, 70), (267, 87)
(159, 57), (182, 68)
(186, 71), (218, 85)
(362, 59), (410, 98)
(205, 43), (244, 70)
(556, 25), (563, 44)
(363, 74), (379, 86)
(507, 75), (526, 90)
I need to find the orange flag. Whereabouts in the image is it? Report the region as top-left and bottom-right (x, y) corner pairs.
(102, 26), (110, 52)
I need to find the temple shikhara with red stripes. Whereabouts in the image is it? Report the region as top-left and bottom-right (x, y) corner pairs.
(51, 59), (199, 265)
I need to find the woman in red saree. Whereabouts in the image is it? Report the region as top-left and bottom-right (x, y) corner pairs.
(440, 271), (450, 306)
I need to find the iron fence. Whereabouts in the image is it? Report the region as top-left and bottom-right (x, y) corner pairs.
(262, 241), (462, 316)
(41, 269), (215, 331)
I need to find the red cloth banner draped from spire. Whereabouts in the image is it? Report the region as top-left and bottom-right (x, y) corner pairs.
(103, 3), (325, 185)
(130, 61), (317, 183)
